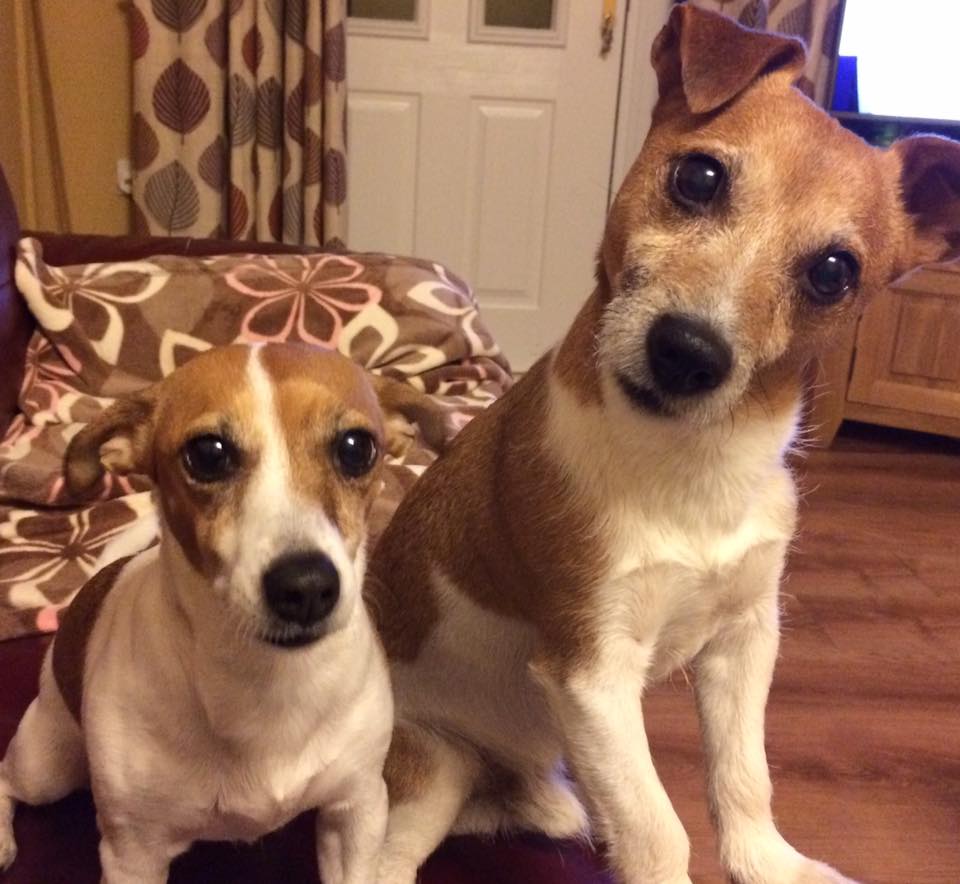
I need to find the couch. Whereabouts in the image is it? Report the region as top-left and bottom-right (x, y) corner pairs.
(0, 166), (611, 883)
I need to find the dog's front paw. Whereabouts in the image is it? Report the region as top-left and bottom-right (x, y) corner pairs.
(789, 859), (860, 884)
(730, 852), (859, 884)
(0, 832), (17, 872)
(725, 829), (858, 884)
(375, 855), (418, 884)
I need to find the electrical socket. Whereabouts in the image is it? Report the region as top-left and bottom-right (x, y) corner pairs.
(116, 158), (132, 196)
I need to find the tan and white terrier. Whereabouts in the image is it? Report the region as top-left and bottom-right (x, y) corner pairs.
(367, 7), (960, 884)
(0, 343), (447, 884)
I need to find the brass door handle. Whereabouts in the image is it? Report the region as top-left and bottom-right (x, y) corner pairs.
(601, 0), (617, 55)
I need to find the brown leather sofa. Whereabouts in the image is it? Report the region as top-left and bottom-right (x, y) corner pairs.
(0, 167), (607, 883)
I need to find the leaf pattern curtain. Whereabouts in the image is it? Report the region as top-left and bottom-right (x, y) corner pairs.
(686, 0), (843, 104)
(130, 0), (348, 246)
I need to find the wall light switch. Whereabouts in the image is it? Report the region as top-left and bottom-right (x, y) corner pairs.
(116, 158), (132, 195)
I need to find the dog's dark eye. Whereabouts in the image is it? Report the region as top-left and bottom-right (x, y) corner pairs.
(672, 154), (725, 207)
(335, 429), (377, 479)
(805, 251), (859, 304)
(181, 434), (239, 483)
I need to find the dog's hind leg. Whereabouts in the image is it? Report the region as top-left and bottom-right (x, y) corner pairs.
(511, 766), (590, 839)
(377, 725), (480, 884)
(453, 764), (589, 840)
(0, 655), (87, 870)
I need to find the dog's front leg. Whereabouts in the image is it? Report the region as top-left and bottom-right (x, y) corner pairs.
(318, 775), (388, 884)
(96, 817), (183, 884)
(693, 544), (857, 884)
(537, 636), (692, 884)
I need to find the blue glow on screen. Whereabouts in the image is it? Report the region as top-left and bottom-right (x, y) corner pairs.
(837, 0), (960, 121)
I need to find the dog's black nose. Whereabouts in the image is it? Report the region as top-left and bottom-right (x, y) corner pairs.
(647, 313), (732, 396)
(262, 552), (340, 626)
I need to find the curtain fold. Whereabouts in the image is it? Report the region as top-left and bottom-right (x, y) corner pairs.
(130, 0), (347, 246)
(687, 0), (843, 104)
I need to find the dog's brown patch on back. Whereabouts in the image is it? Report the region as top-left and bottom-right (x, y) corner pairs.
(53, 555), (134, 723)
(368, 356), (607, 673)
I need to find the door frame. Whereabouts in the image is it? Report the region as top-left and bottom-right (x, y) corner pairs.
(611, 0), (672, 197)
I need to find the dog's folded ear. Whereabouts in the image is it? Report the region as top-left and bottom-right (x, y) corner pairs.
(370, 374), (455, 459)
(65, 387), (159, 496)
(652, 4), (807, 115)
(891, 134), (960, 271)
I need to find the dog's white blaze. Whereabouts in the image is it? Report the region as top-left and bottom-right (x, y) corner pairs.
(240, 348), (359, 626)
(244, 345), (296, 524)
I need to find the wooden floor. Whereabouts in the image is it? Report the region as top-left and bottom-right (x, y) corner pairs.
(643, 421), (960, 883)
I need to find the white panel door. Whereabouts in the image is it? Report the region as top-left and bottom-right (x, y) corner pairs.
(346, 0), (626, 370)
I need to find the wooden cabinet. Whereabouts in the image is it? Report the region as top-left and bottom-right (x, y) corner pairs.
(811, 262), (960, 444)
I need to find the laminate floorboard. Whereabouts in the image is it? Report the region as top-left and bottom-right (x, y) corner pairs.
(644, 422), (960, 883)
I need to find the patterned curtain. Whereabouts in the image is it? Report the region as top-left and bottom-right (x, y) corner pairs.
(686, 0), (843, 104)
(130, 0), (348, 246)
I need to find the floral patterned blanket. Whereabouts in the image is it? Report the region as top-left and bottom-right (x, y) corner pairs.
(0, 238), (511, 642)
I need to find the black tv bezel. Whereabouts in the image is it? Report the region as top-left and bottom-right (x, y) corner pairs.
(834, 110), (960, 133)
(825, 0), (960, 135)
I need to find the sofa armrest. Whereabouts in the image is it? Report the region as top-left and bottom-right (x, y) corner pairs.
(0, 284), (31, 439)
(0, 171), (29, 439)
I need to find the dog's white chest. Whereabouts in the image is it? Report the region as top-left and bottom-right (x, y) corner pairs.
(201, 753), (326, 841)
(603, 500), (793, 680)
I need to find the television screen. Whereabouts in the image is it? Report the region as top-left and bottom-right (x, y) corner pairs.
(830, 0), (960, 124)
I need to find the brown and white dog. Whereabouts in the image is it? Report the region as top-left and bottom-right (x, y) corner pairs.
(0, 343), (446, 884)
(367, 8), (960, 884)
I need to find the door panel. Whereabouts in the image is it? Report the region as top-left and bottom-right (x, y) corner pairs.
(466, 99), (552, 309)
(847, 266), (960, 420)
(346, 92), (420, 255)
(888, 297), (960, 380)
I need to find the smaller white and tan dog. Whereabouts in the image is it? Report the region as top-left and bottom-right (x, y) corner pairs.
(0, 343), (445, 884)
